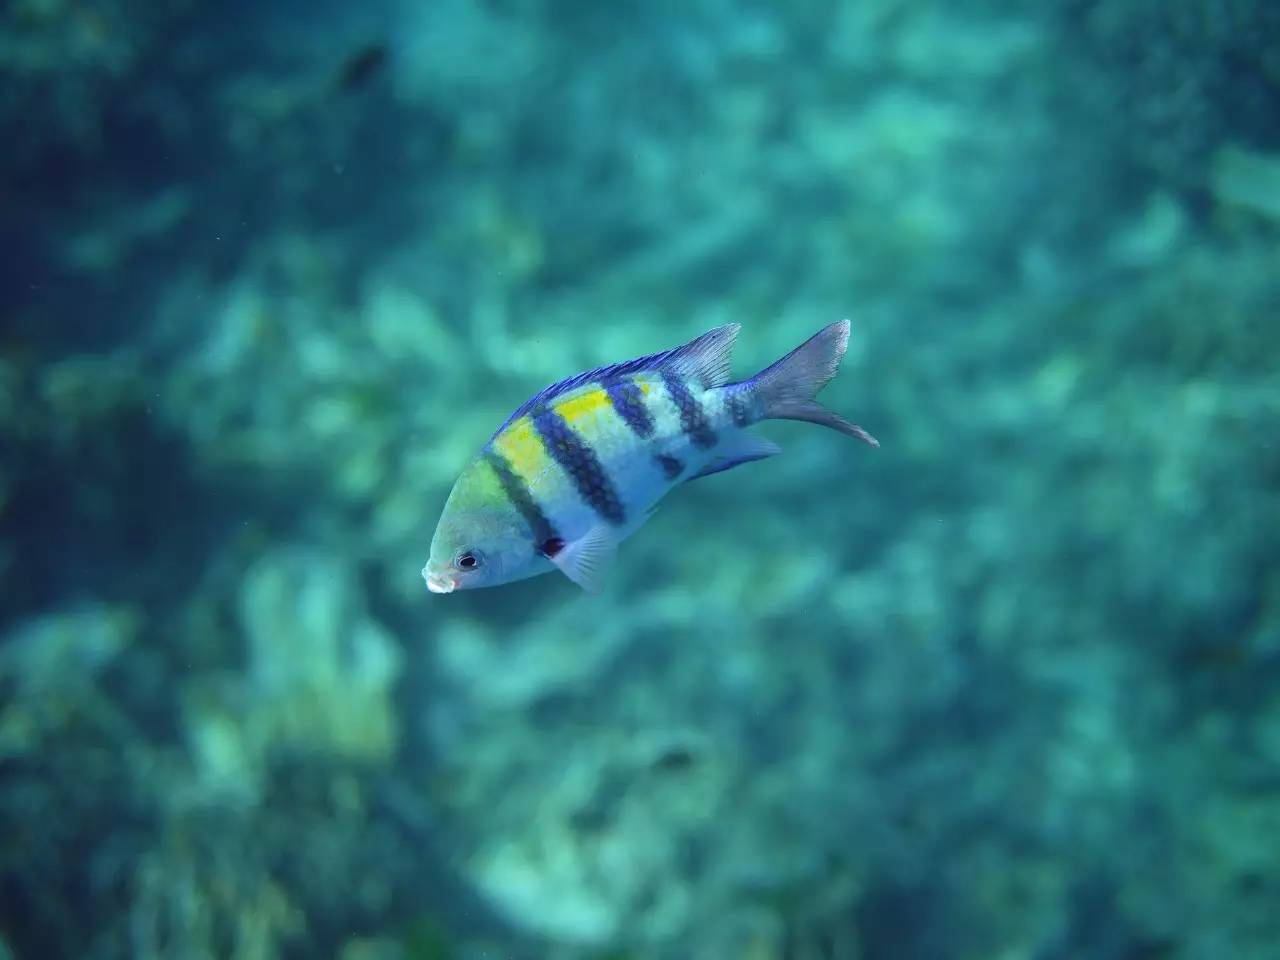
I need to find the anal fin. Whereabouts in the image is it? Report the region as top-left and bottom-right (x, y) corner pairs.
(686, 432), (781, 481)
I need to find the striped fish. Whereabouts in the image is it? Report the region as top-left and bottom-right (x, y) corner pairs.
(423, 320), (878, 594)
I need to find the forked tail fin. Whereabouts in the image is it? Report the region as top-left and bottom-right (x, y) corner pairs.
(749, 319), (879, 447)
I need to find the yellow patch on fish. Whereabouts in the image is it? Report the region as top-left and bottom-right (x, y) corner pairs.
(555, 381), (654, 425)
(554, 387), (613, 424)
(492, 416), (551, 481)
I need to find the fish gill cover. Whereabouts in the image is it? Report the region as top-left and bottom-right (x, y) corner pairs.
(1, 0), (1278, 958)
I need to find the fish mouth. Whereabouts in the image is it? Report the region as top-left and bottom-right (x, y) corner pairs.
(422, 564), (456, 594)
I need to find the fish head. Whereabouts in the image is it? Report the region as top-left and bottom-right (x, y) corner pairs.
(422, 457), (539, 593)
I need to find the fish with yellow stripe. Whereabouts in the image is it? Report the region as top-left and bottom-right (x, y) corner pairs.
(423, 320), (878, 594)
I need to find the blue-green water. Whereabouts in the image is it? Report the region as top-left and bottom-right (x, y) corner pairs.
(3, 2), (1279, 958)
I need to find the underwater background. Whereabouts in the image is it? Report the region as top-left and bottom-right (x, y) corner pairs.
(2, 1), (1279, 958)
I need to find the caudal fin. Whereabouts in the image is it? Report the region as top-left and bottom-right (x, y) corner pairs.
(750, 319), (879, 447)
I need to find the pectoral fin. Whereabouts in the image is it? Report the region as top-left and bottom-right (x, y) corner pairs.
(546, 524), (617, 593)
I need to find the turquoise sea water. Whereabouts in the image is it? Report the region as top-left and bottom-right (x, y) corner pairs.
(3, 2), (1279, 958)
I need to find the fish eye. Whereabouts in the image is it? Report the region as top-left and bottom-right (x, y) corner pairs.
(455, 551), (482, 570)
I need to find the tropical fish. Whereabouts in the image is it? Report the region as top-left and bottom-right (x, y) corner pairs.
(334, 41), (388, 93)
(422, 320), (877, 594)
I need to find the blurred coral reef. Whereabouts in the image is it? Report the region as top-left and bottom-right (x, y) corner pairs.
(2, 1), (1279, 958)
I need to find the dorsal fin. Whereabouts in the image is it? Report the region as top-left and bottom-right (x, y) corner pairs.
(661, 323), (740, 389)
(489, 324), (741, 440)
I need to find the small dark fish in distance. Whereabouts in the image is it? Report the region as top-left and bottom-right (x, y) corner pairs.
(335, 42), (388, 93)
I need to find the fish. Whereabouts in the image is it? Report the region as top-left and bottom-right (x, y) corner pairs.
(422, 320), (878, 594)
(334, 42), (389, 93)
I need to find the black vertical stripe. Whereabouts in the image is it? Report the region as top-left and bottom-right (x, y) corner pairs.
(661, 369), (717, 449)
(483, 449), (558, 544)
(532, 408), (627, 525)
(655, 454), (683, 479)
(603, 376), (655, 438)
(727, 390), (753, 428)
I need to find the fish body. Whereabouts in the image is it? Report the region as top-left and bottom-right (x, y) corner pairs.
(423, 320), (877, 594)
